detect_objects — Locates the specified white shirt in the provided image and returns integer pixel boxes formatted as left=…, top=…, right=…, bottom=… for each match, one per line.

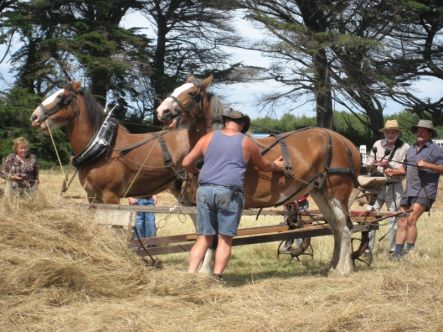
left=367, top=139, right=410, bottom=182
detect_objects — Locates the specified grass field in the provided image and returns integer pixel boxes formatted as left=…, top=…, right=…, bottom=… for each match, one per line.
left=0, top=170, right=442, bottom=331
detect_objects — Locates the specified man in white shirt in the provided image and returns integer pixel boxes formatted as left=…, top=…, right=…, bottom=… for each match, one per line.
left=367, top=120, right=410, bottom=253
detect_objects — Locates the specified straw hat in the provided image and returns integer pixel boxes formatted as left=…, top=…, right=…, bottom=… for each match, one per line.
left=379, top=120, right=401, bottom=133
left=411, top=119, right=437, bottom=138
left=222, top=109, right=250, bottom=133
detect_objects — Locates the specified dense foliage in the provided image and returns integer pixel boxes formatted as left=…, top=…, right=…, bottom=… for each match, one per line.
left=251, top=111, right=443, bottom=147
left=1, top=1, right=442, bottom=167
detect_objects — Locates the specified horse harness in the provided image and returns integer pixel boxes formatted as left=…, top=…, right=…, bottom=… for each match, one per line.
left=164, top=84, right=207, bottom=122
left=260, top=127, right=358, bottom=206
left=36, top=86, right=81, bottom=123
left=46, top=85, right=187, bottom=186
left=73, top=111, right=117, bottom=168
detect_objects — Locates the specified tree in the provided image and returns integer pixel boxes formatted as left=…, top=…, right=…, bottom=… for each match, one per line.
left=238, top=1, right=410, bottom=135
left=0, top=87, right=71, bottom=167
left=382, top=0, right=443, bottom=124
left=1, top=1, right=151, bottom=112
left=327, top=1, right=401, bottom=138
left=238, top=0, right=336, bottom=128
left=141, top=0, right=240, bottom=123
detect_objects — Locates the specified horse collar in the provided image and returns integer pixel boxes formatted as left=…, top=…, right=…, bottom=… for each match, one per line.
left=72, top=113, right=117, bottom=168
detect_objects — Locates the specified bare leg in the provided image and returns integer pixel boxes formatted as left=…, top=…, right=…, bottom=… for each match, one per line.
left=406, top=203, right=426, bottom=244
left=396, top=203, right=426, bottom=245
left=395, top=207, right=408, bottom=244
left=188, top=235, right=213, bottom=273
left=213, top=234, right=233, bottom=275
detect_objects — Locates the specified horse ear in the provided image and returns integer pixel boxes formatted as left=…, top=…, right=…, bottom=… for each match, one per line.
left=201, top=74, right=213, bottom=90
left=72, top=81, right=82, bottom=91
left=186, top=75, right=196, bottom=83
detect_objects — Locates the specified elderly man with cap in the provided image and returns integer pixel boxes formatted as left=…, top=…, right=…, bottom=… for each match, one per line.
left=385, top=119, right=443, bottom=258
left=366, top=120, right=410, bottom=254
left=182, top=108, right=284, bottom=281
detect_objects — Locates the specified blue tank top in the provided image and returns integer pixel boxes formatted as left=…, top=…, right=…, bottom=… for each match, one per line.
left=198, top=130, right=247, bottom=187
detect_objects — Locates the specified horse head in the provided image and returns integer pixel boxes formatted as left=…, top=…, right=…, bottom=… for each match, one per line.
left=156, top=75, right=223, bottom=131
left=30, top=82, right=83, bottom=131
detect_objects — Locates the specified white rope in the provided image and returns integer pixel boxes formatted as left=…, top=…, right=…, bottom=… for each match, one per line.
left=46, top=120, right=66, bottom=180
left=122, top=137, right=157, bottom=198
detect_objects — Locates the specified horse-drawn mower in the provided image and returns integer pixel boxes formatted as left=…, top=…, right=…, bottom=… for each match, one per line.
left=127, top=175, right=400, bottom=268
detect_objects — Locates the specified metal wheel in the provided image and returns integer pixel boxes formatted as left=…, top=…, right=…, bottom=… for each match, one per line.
left=277, top=237, right=313, bottom=261
left=351, top=231, right=373, bottom=267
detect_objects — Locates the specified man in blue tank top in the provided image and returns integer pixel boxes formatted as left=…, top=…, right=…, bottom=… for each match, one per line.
left=182, top=109, right=284, bottom=281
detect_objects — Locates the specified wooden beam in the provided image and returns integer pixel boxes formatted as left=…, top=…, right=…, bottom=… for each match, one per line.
left=132, top=222, right=378, bottom=256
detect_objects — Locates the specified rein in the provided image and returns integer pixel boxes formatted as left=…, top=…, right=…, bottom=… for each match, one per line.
left=118, top=130, right=188, bottom=198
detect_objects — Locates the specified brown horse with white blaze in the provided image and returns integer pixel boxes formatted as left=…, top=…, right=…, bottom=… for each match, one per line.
left=30, top=82, right=199, bottom=203
left=157, top=75, right=361, bottom=275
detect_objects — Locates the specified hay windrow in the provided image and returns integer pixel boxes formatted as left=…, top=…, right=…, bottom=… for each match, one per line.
left=0, top=173, right=442, bottom=331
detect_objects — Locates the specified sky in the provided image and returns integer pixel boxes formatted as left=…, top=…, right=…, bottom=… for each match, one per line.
left=1, top=9, right=442, bottom=120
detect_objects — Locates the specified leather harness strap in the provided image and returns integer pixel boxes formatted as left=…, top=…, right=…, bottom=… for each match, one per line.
left=156, top=132, right=173, bottom=167
left=270, top=134, right=294, bottom=177
left=320, top=129, right=358, bottom=187
left=116, top=133, right=162, bottom=154
left=254, top=128, right=359, bottom=207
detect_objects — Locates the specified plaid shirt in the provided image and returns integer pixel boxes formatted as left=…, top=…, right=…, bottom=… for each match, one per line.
left=2, top=153, right=39, bottom=190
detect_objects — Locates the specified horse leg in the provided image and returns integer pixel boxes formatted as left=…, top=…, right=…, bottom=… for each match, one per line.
left=189, top=214, right=214, bottom=274
left=310, top=190, right=353, bottom=276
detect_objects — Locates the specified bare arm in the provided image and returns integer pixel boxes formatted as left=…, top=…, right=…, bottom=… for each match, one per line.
left=182, top=133, right=212, bottom=176
left=417, top=160, right=443, bottom=175
left=385, top=166, right=406, bottom=177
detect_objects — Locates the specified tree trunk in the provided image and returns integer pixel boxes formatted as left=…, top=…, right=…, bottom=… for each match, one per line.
left=313, top=49, right=333, bottom=129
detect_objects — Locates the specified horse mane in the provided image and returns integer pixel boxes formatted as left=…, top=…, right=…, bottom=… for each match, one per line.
left=208, top=93, right=224, bottom=130
left=81, top=90, right=106, bottom=132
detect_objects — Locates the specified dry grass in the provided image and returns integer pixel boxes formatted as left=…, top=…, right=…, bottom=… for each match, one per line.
left=0, top=171, right=442, bottom=331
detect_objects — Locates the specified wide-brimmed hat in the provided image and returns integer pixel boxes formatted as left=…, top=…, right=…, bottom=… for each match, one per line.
left=222, top=109, right=250, bottom=133
left=379, top=120, right=401, bottom=133
left=411, top=119, right=437, bottom=138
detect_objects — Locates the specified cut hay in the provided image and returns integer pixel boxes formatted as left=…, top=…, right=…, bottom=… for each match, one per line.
left=0, top=173, right=442, bottom=331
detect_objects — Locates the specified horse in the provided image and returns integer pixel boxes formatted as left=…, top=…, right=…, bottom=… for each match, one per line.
left=157, top=75, right=362, bottom=276
left=29, top=81, right=223, bottom=203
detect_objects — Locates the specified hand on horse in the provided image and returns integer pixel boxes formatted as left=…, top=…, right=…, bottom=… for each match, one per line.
left=273, top=156, right=285, bottom=172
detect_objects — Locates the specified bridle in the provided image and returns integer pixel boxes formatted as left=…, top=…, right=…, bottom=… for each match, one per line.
left=162, top=84, right=205, bottom=123
left=36, top=86, right=80, bottom=123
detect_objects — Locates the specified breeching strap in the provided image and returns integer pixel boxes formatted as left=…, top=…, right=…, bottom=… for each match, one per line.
left=320, top=129, right=358, bottom=187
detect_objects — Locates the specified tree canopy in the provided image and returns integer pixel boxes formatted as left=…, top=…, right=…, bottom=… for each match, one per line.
left=0, top=1, right=442, bottom=167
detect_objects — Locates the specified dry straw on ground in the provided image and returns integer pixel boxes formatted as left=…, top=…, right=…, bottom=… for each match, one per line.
left=0, top=172, right=442, bottom=331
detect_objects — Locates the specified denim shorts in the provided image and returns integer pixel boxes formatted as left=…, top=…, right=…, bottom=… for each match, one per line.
left=196, top=185, right=244, bottom=237
left=400, top=196, right=434, bottom=211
